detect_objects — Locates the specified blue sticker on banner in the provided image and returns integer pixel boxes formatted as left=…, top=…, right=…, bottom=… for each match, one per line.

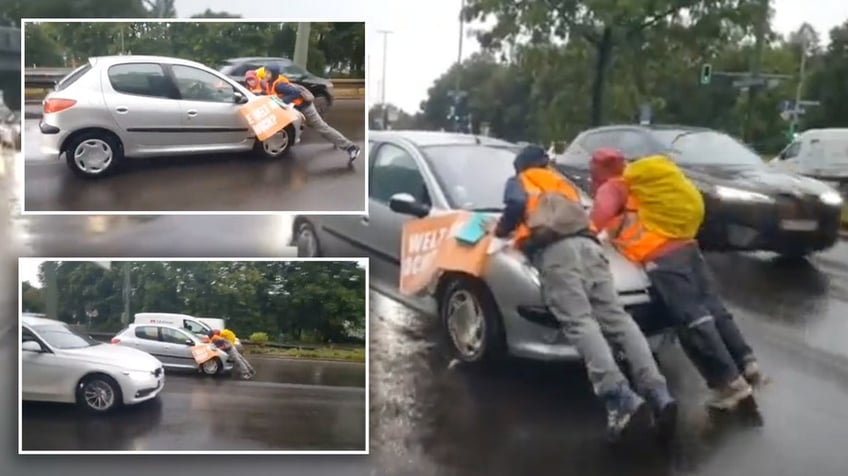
left=454, top=213, right=488, bottom=245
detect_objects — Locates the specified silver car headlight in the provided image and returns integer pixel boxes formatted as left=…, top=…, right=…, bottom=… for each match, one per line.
left=714, top=185, right=774, bottom=203
left=820, top=191, right=844, bottom=207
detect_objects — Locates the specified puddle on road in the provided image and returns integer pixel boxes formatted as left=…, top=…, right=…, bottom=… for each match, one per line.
left=248, top=357, right=365, bottom=388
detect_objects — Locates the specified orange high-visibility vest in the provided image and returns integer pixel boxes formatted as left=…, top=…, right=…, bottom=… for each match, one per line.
left=266, top=75, right=304, bottom=106
left=513, top=167, right=587, bottom=248
left=603, top=178, right=670, bottom=264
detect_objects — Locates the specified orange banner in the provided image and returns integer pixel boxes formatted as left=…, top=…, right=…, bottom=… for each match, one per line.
left=190, top=344, right=222, bottom=365
left=239, top=96, right=297, bottom=142
left=399, top=212, right=494, bottom=295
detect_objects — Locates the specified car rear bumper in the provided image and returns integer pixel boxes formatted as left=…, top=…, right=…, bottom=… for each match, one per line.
left=38, top=120, right=65, bottom=158
left=699, top=196, right=842, bottom=253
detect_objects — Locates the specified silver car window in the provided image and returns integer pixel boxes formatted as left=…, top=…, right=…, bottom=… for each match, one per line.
left=370, top=143, right=431, bottom=206
left=108, top=63, right=173, bottom=99
left=171, top=64, right=236, bottom=103
left=183, top=319, right=207, bottom=334
left=161, top=327, right=192, bottom=344
left=135, top=326, right=159, bottom=341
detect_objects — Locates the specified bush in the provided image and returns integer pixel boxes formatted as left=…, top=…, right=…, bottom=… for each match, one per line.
left=249, top=332, right=270, bottom=345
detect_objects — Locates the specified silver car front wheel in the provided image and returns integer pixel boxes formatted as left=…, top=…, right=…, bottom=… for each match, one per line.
left=201, top=357, right=221, bottom=375
left=439, top=279, right=506, bottom=365
left=256, top=125, right=294, bottom=158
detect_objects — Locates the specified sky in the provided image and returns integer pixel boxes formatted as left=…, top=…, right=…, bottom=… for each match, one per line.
left=173, top=0, right=848, bottom=114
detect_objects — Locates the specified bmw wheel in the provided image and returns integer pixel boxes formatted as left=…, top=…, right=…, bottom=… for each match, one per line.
left=438, top=278, right=506, bottom=366
left=77, top=374, right=122, bottom=413
left=255, top=125, right=294, bottom=159
left=64, top=131, right=124, bottom=179
left=294, top=220, right=322, bottom=257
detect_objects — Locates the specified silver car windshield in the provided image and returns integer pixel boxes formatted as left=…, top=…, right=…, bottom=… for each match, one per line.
left=421, top=144, right=591, bottom=211
left=33, top=324, right=100, bottom=349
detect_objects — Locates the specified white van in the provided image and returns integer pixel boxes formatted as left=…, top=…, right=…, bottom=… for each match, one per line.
left=772, top=128, right=848, bottom=189
left=134, top=312, right=213, bottom=338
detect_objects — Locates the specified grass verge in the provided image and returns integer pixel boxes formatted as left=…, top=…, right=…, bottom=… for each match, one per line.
left=243, top=344, right=365, bottom=363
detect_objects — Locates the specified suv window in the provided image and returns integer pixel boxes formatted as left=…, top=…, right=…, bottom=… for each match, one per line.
left=171, top=65, right=235, bottom=103
left=135, top=326, right=159, bottom=340
left=183, top=319, right=207, bottom=335
left=108, top=63, right=174, bottom=98
left=161, top=327, right=192, bottom=344
left=370, top=143, right=430, bottom=205
left=780, top=141, right=801, bottom=160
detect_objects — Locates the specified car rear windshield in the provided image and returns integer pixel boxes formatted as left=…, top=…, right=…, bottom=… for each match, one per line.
left=652, top=130, right=765, bottom=168
left=34, top=324, right=100, bottom=349
left=421, top=144, right=591, bottom=210
left=55, top=63, right=92, bottom=91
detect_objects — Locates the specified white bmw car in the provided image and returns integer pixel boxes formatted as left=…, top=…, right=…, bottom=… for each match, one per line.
left=21, top=314, right=165, bottom=413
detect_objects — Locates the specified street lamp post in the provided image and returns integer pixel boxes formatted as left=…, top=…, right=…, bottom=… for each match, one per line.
left=377, top=29, right=393, bottom=129
left=791, top=24, right=814, bottom=135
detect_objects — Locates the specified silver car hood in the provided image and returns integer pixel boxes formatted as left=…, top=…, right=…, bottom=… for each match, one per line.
left=469, top=211, right=651, bottom=293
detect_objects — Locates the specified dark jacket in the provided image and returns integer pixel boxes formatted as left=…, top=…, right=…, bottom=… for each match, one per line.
left=494, top=145, right=550, bottom=238
left=273, top=81, right=307, bottom=111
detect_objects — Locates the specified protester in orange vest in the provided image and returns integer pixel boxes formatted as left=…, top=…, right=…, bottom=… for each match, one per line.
left=590, top=148, right=768, bottom=410
left=263, top=62, right=361, bottom=164
left=207, top=330, right=255, bottom=380
left=493, top=145, right=677, bottom=442
left=244, top=70, right=266, bottom=95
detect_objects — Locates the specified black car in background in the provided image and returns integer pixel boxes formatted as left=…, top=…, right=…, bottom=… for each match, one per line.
left=557, top=125, right=844, bottom=258
left=219, top=56, right=335, bottom=113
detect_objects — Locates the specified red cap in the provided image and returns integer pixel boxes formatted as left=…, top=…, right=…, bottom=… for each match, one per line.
left=590, top=148, right=626, bottom=194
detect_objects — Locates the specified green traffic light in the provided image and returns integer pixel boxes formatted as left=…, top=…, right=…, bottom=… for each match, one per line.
left=700, top=64, right=712, bottom=85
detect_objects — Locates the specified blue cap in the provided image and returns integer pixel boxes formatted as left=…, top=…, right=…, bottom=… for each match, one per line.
left=265, top=63, right=281, bottom=75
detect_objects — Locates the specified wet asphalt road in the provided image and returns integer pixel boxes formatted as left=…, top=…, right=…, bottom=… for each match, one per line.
left=21, top=358, right=366, bottom=452
left=22, top=99, right=365, bottom=213
left=366, top=244, right=848, bottom=476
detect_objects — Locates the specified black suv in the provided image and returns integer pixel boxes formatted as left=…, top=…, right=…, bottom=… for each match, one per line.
left=219, top=57, right=335, bottom=113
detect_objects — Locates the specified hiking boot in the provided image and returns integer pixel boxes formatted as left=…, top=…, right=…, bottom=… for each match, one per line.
left=346, top=145, right=361, bottom=163
left=604, top=384, right=650, bottom=442
left=743, top=360, right=770, bottom=388
left=646, top=385, right=678, bottom=439
left=707, top=376, right=753, bottom=410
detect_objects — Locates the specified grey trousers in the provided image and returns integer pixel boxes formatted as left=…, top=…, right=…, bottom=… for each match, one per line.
left=226, top=346, right=255, bottom=377
left=534, top=236, right=667, bottom=397
left=301, top=103, right=355, bottom=150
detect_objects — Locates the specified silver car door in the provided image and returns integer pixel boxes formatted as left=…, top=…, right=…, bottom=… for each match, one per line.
left=101, top=62, right=185, bottom=153
left=160, top=327, right=199, bottom=369
left=169, top=64, right=251, bottom=151
left=361, top=141, right=436, bottom=266
left=315, top=140, right=381, bottom=257
left=131, top=325, right=168, bottom=363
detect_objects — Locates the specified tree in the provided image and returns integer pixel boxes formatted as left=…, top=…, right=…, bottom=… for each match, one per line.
left=21, top=281, right=44, bottom=313
left=463, top=0, right=764, bottom=126
left=190, top=9, right=241, bottom=18
left=804, top=20, right=848, bottom=128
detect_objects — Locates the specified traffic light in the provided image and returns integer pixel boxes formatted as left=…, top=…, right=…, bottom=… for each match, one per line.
left=700, top=64, right=712, bottom=85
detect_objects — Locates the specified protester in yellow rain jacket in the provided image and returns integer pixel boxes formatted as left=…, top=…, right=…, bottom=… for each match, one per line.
left=220, top=328, right=237, bottom=345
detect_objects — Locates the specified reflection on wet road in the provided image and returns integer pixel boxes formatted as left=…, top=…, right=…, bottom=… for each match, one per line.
left=22, top=99, right=365, bottom=213
left=367, top=244, right=848, bottom=476
left=21, top=360, right=366, bottom=452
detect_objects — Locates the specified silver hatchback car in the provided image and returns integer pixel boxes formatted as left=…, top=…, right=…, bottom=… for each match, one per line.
left=112, top=323, right=233, bottom=376
left=293, top=130, right=675, bottom=365
left=39, top=55, right=305, bottom=178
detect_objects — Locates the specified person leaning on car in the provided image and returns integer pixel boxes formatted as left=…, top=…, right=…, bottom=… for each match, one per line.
left=589, top=148, right=769, bottom=411
left=262, top=62, right=361, bottom=164
left=208, top=330, right=255, bottom=380
left=492, top=145, right=677, bottom=442
left=244, top=69, right=266, bottom=95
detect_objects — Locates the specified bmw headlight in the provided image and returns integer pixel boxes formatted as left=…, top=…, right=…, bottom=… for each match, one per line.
left=714, top=185, right=774, bottom=203
left=122, top=370, right=152, bottom=381
left=820, top=191, right=844, bottom=207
